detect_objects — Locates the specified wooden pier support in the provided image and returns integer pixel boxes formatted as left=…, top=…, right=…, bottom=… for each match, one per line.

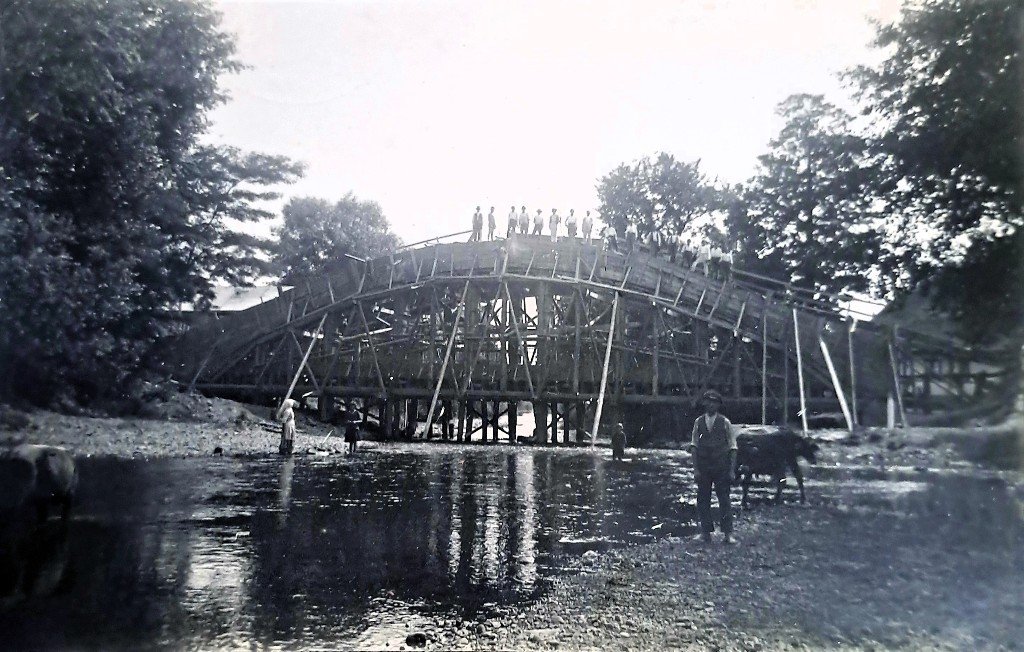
left=492, top=401, right=500, bottom=442
left=508, top=401, right=518, bottom=442
left=534, top=402, right=549, bottom=444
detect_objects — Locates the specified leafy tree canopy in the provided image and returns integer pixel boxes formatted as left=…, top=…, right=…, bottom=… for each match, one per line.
left=849, top=0, right=1023, bottom=345
left=596, top=153, right=723, bottom=242
left=0, top=0, right=302, bottom=407
left=745, top=94, right=881, bottom=299
left=274, top=194, right=401, bottom=282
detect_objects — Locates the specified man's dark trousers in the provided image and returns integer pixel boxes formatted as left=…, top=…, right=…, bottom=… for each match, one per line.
left=696, top=461, right=732, bottom=535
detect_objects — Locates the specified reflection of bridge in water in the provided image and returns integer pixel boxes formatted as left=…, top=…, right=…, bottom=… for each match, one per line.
left=175, top=233, right=970, bottom=442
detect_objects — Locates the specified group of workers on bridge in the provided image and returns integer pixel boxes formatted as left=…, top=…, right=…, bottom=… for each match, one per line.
left=469, top=205, right=597, bottom=243
left=469, top=205, right=736, bottom=280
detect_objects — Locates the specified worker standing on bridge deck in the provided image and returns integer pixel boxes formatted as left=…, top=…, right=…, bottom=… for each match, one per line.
left=507, top=206, right=517, bottom=237
left=692, top=243, right=711, bottom=275
left=471, top=206, right=483, bottom=242
left=533, top=209, right=544, bottom=235
left=487, top=206, right=496, bottom=240
left=582, top=211, right=594, bottom=241
left=519, top=206, right=529, bottom=234
left=689, top=389, right=737, bottom=544
left=603, top=224, right=619, bottom=252
left=549, top=208, right=560, bottom=242
left=625, top=222, right=638, bottom=252
left=565, top=209, right=577, bottom=238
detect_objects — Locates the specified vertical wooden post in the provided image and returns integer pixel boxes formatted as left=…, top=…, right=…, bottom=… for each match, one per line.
left=848, top=320, right=858, bottom=427
left=732, top=340, right=742, bottom=398
left=573, top=292, right=582, bottom=395
left=509, top=401, right=518, bottom=442
left=562, top=402, right=571, bottom=443
left=466, top=400, right=475, bottom=442
left=407, top=398, right=418, bottom=439
left=500, top=295, right=509, bottom=391
left=792, top=308, right=809, bottom=435
left=783, top=329, right=790, bottom=426
left=888, top=333, right=908, bottom=428
left=819, top=336, right=854, bottom=432
left=457, top=400, right=466, bottom=442
left=535, top=402, right=549, bottom=444
left=652, top=312, right=660, bottom=396
left=382, top=398, right=392, bottom=439
left=551, top=403, right=559, bottom=444
left=761, top=307, right=768, bottom=425
left=576, top=401, right=586, bottom=443
left=492, top=401, right=500, bottom=442
left=591, top=292, right=620, bottom=447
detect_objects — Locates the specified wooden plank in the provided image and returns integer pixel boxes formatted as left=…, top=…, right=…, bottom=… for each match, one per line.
left=503, top=283, right=536, bottom=398
left=421, top=283, right=470, bottom=437
left=819, top=336, right=854, bottom=432
left=792, top=308, right=809, bottom=435
left=280, top=314, right=327, bottom=408
left=590, top=292, right=620, bottom=447
left=358, top=304, right=387, bottom=394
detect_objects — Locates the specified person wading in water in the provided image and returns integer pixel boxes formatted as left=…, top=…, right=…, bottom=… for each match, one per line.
left=344, top=407, right=360, bottom=455
left=689, top=390, right=738, bottom=543
left=277, top=398, right=299, bottom=455
left=611, top=422, right=627, bottom=461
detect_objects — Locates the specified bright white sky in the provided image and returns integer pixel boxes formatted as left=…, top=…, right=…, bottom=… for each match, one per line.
left=208, top=0, right=901, bottom=244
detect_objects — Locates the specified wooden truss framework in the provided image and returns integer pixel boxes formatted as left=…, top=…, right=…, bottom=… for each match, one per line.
left=178, top=236, right=921, bottom=438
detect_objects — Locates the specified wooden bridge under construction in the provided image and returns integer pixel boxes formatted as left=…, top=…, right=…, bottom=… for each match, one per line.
left=171, top=233, right=983, bottom=444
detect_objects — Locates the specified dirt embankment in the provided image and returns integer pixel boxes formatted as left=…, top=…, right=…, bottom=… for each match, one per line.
left=0, top=394, right=337, bottom=458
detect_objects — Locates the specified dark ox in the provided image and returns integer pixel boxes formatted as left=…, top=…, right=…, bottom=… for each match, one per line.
left=0, top=445, right=78, bottom=522
left=734, top=428, right=819, bottom=508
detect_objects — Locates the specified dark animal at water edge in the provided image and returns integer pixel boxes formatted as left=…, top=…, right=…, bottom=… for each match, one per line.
left=734, top=428, right=819, bottom=508
left=0, top=445, right=78, bottom=523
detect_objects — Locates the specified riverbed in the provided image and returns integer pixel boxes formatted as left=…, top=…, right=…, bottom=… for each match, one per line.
left=1, top=441, right=1021, bottom=650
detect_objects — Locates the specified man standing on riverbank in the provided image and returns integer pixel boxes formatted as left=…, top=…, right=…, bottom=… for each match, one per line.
left=689, top=390, right=737, bottom=543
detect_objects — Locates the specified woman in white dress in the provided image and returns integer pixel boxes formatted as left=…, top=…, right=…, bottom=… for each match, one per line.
left=277, top=398, right=298, bottom=454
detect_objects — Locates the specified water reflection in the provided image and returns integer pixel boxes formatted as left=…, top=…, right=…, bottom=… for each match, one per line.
left=0, top=447, right=1018, bottom=649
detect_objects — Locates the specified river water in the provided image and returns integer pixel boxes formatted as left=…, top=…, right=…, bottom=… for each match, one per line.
left=0, top=444, right=1020, bottom=650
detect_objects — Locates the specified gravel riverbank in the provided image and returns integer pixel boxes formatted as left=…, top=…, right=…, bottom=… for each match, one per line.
left=2, top=397, right=1022, bottom=650
left=0, top=394, right=337, bottom=458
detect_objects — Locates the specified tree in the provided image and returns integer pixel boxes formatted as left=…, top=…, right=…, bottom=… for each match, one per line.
left=274, top=194, right=401, bottom=282
left=720, top=184, right=787, bottom=280
left=0, top=0, right=302, bottom=407
left=850, top=0, right=1024, bottom=345
left=596, top=153, right=721, bottom=241
left=745, top=94, right=880, bottom=300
